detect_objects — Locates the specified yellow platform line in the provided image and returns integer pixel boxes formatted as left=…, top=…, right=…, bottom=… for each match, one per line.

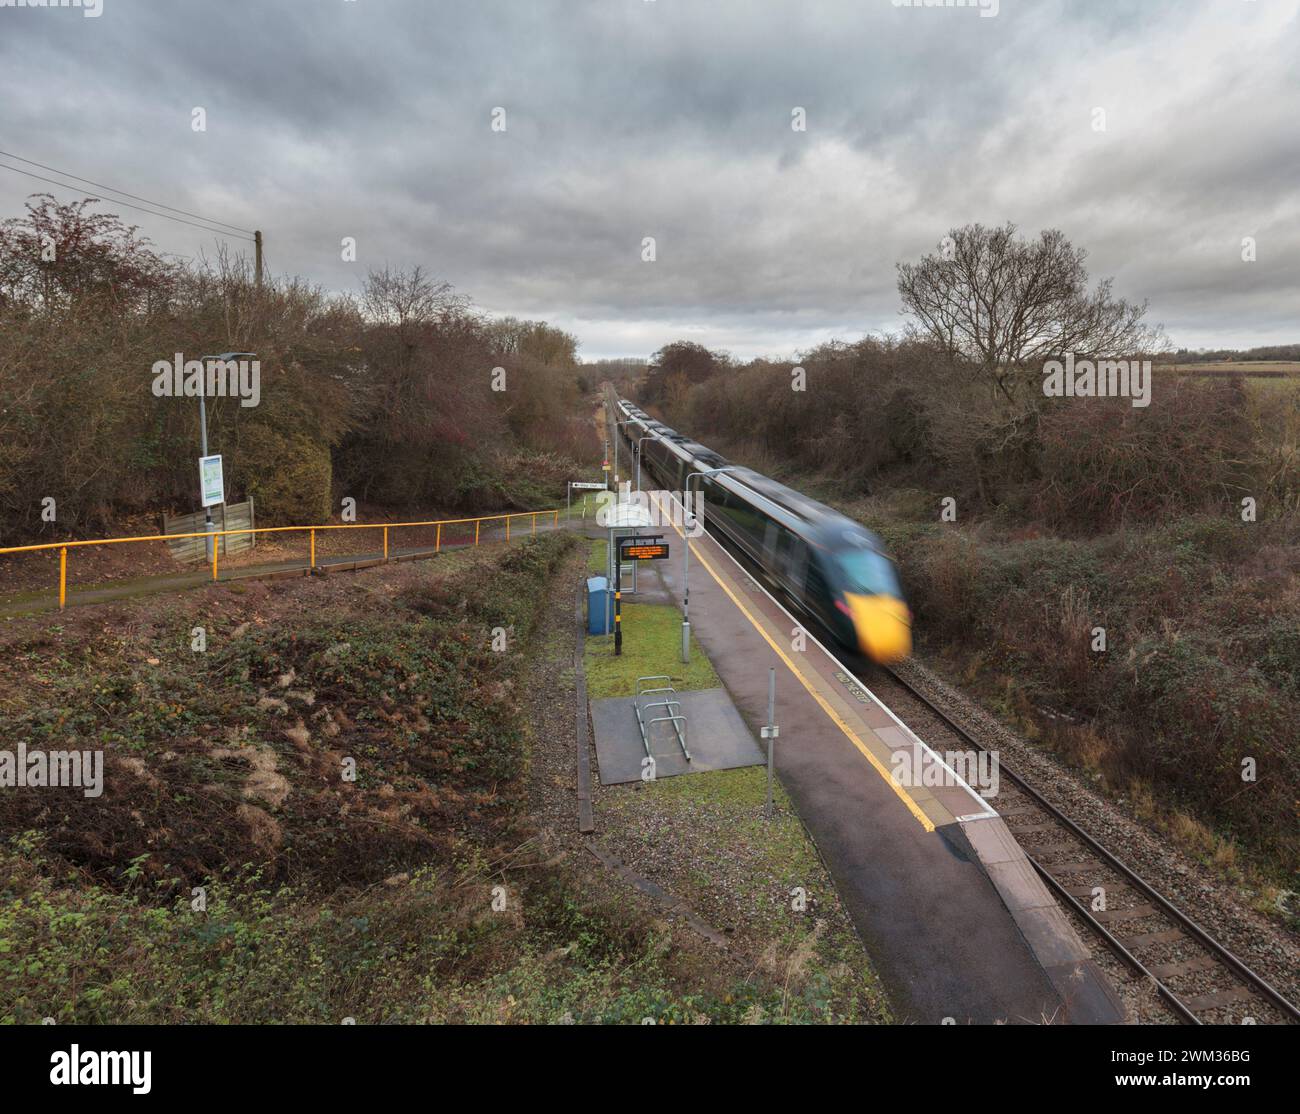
left=655, top=498, right=935, bottom=833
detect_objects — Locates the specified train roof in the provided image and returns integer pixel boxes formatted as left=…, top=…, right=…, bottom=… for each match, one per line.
left=726, top=469, right=833, bottom=524
left=617, top=397, right=887, bottom=551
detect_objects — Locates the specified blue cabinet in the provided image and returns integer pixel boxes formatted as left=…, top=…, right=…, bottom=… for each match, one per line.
left=586, top=576, right=610, bottom=635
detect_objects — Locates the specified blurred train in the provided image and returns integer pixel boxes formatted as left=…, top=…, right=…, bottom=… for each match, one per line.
left=611, top=396, right=912, bottom=664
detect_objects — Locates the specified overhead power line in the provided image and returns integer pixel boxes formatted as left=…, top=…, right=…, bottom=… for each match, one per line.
left=0, top=148, right=255, bottom=235
left=0, top=154, right=256, bottom=243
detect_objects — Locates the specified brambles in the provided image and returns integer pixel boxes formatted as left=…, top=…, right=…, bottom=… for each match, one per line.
left=893, top=519, right=1300, bottom=874
left=0, top=536, right=569, bottom=897
left=0, top=533, right=886, bottom=1024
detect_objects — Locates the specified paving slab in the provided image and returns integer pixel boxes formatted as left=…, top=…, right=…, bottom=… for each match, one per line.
left=590, top=687, right=763, bottom=784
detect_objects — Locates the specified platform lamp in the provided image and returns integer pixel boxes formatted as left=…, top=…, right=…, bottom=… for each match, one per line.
left=612, top=419, right=637, bottom=490
left=635, top=431, right=662, bottom=493
left=681, top=466, right=735, bottom=663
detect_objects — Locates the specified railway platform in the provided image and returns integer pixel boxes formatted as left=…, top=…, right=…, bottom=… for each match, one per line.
left=629, top=491, right=1126, bottom=1025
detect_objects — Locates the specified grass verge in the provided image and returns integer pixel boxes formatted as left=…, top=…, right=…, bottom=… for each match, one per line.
left=597, top=765, right=893, bottom=1023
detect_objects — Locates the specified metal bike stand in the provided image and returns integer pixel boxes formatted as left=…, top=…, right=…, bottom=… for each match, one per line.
left=634, top=675, right=691, bottom=763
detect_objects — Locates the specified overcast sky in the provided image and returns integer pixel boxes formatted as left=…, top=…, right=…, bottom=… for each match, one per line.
left=1, top=0, right=1296, bottom=359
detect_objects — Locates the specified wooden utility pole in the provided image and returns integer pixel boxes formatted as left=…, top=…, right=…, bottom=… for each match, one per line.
left=254, top=230, right=263, bottom=288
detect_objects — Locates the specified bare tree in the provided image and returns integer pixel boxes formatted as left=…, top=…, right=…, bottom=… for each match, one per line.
left=897, top=223, right=1164, bottom=404
left=361, top=265, right=467, bottom=332
left=0, top=194, right=175, bottom=315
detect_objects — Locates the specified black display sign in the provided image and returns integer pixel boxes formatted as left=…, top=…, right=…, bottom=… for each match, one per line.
left=619, top=536, right=670, bottom=561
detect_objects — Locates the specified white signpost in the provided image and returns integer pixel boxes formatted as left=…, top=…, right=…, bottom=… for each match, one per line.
left=567, top=480, right=607, bottom=519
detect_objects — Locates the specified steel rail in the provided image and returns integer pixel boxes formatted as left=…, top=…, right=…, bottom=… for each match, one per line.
left=880, top=664, right=1300, bottom=1025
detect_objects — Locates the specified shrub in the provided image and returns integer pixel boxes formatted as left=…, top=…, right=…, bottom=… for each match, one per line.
left=1032, top=379, right=1253, bottom=529
left=241, top=427, right=333, bottom=523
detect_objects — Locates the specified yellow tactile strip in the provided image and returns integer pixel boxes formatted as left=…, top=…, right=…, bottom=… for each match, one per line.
left=629, top=496, right=1123, bottom=1021
left=649, top=491, right=994, bottom=832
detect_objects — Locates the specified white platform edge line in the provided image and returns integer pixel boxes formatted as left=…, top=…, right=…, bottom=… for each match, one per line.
left=640, top=485, right=997, bottom=819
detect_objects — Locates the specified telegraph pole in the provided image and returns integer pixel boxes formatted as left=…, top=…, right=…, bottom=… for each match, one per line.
left=254, top=230, right=264, bottom=289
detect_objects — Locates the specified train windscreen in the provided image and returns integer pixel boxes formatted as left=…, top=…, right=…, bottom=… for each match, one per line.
left=837, top=548, right=903, bottom=597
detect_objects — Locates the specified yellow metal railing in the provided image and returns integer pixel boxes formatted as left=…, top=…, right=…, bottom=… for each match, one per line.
left=0, top=508, right=563, bottom=610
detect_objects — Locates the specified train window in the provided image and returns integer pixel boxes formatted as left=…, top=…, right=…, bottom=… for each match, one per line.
left=806, top=556, right=828, bottom=603
left=773, top=528, right=807, bottom=590
left=838, top=548, right=902, bottom=596
left=788, top=536, right=809, bottom=589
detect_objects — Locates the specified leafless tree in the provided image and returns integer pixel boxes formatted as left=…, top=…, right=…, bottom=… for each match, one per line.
left=361, top=265, right=467, bottom=332
left=897, top=222, right=1165, bottom=404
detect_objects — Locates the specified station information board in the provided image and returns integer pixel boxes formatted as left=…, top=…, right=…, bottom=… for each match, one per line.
left=619, top=536, right=670, bottom=561
left=199, top=454, right=225, bottom=508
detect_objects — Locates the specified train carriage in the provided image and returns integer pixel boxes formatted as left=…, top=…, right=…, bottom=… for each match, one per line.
left=613, top=397, right=911, bottom=663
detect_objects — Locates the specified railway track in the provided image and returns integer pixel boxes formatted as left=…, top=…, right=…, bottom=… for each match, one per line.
left=872, top=665, right=1300, bottom=1026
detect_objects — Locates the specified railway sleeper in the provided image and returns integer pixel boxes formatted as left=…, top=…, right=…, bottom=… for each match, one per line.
left=1146, top=956, right=1222, bottom=980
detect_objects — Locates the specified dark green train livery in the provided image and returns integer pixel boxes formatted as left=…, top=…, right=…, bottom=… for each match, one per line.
left=613, top=397, right=911, bottom=663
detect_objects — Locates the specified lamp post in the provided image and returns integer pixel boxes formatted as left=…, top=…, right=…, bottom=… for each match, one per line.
left=681, top=466, right=735, bottom=663
left=612, top=419, right=636, bottom=489
left=635, top=432, right=661, bottom=493
left=198, top=352, right=257, bottom=561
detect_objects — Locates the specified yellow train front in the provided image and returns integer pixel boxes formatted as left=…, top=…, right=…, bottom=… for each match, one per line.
left=822, top=528, right=913, bottom=664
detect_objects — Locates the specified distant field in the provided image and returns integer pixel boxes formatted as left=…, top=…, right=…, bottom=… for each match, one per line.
left=1159, top=361, right=1300, bottom=378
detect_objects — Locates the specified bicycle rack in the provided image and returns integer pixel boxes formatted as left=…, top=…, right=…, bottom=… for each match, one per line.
left=634, top=675, right=690, bottom=764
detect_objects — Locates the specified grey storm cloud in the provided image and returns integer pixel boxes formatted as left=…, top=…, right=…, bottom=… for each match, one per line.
left=1, top=0, right=1296, bottom=358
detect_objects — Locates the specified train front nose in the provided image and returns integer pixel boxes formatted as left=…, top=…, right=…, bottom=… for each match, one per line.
left=844, top=593, right=912, bottom=663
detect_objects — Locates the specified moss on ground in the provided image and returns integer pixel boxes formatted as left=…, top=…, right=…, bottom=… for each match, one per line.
left=584, top=601, right=720, bottom=699
left=597, top=765, right=892, bottom=1023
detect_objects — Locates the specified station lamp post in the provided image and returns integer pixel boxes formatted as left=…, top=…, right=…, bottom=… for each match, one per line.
left=681, top=466, right=735, bottom=663
left=198, top=352, right=257, bottom=560
left=612, top=419, right=637, bottom=489
left=635, top=432, right=662, bottom=493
